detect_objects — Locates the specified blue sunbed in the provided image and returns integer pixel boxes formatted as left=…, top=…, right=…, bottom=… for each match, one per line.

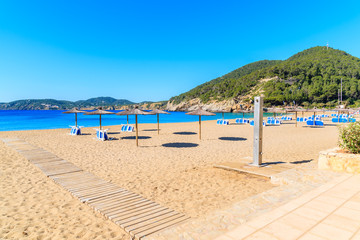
left=69, top=126, right=82, bottom=135
left=306, top=120, right=324, bottom=126
left=96, top=129, right=109, bottom=141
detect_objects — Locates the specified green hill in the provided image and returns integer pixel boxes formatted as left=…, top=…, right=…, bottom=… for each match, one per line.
left=170, top=60, right=281, bottom=104
left=75, top=97, right=134, bottom=108
left=0, top=97, right=135, bottom=110
left=0, top=99, right=75, bottom=110
left=170, top=46, right=360, bottom=107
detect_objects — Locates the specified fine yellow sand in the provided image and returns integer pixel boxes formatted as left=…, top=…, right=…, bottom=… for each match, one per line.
left=0, top=117, right=339, bottom=239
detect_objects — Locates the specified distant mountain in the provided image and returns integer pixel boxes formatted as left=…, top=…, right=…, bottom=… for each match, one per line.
left=0, top=97, right=135, bottom=110
left=75, top=97, right=134, bottom=108
left=168, top=46, right=360, bottom=110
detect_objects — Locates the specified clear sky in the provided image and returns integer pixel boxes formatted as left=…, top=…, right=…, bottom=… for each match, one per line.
left=1, top=0, right=360, bottom=103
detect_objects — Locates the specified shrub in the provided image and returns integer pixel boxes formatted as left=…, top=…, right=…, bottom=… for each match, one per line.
left=339, top=122, right=360, bottom=154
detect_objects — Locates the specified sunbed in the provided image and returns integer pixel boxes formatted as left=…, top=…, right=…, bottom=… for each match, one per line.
left=235, top=118, right=250, bottom=124
left=96, top=129, right=109, bottom=141
left=306, top=120, right=324, bottom=126
left=69, top=126, right=82, bottom=135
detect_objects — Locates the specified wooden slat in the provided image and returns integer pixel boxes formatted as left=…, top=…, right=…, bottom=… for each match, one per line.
left=87, top=192, right=137, bottom=208
left=91, top=194, right=141, bottom=209
left=97, top=196, right=145, bottom=212
left=106, top=201, right=156, bottom=217
left=66, top=182, right=112, bottom=192
left=116, top=208, right=173, bottom=226
left=133, top=215, right=190, bottom=239
left=87, top=191, right=136, bottom=205
left=108, top=204, right=162, bottom=220
left=113, top=205, right=166, bottom=224
left=46, top=169, right=83, bottom=177
left=127, top=212, right=182, bottom=233
left=72, top=185, right=122, bottom=197
left=81, top=190, right=125, bottom=202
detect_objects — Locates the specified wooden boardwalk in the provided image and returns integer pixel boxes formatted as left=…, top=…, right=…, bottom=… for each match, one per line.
left=2, top=138, right=189, bottom=240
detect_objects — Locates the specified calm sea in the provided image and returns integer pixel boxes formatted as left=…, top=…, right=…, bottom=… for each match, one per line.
left=0, top=110, right=261, bottom=131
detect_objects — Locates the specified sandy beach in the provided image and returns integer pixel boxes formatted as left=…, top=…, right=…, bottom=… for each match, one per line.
left=0, top=117, right=340, bottom=239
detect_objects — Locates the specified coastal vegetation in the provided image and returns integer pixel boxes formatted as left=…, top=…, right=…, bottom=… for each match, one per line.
left=170, top=47, right=360, bottom=108
left=339, top=122, right=360, bottom=154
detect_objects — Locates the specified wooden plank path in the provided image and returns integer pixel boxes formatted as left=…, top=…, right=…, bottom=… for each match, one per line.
left=2, top=138, right=190, bottom=239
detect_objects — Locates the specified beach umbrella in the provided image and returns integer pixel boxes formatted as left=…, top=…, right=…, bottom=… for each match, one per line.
left=149, top=109, right=170, bottom=135
left=307, top=108, right=323, bottom=125
left=332, top=108, right=352, bottom=121
left=186, top=108, right=215, bottom=140
left=116, top=108, right=155, bottom=146
left=213, top=110, right=228, bottom=120
left=120, top=109, right=132, bottom=124
left=266, top=108, right=285, bottom=118
left=62, top=108, right=85, bottom=127
left=234, top=109, right=253, bottom=118
left=293, top=108, right=308, bottom=117
left=83, top=108, right=115, bottom=130
left=287, top=107, right=304, bottom=127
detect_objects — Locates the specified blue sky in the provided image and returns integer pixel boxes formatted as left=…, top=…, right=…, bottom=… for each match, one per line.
left=1, top=0, right=360, bottom=103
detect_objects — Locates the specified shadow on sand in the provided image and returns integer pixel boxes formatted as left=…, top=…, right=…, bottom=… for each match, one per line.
left=142, top=129, right=158, bottom=132
left=122, top=136, right=152, bottom=140
left=108, top=132, right=120, bottom=135
left=263, top=161, right=286, bottom=166
left=162, top=142, right=199, bottom=148
left=173, top=131, right=197, bottom=135
left=290, top=159, right=313, bottom=164
left=218, top=137, right=247, bottom=141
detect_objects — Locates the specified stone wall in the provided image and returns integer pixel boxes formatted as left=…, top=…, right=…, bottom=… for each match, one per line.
left=319, top=148, right=360, bottom=174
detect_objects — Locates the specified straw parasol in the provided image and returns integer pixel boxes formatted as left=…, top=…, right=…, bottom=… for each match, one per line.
left=116, top=107, right=155, bottom=146
left=213, top=110, right=228, bottom=120
left=149, top=109, right=170, bottom=135
left=120, top=109, right=132, bottom=124
left=307, top=108, right=323, bottom=125
left=83, top=107, right=115, bottom=130
left=332, top=108, right=352, bottom=121
left=62, top=107, right=85, bottom=127
left=287, top=107, right=305, bottom=127
left=186, top=108, right=216, bottom=140
left=266, top=108, right=285, bottom=117
left=234, top=109, right=253, bottom=119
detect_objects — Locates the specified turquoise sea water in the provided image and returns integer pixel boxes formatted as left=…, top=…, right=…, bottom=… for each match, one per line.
left=0, top=110, right=263, bottom=131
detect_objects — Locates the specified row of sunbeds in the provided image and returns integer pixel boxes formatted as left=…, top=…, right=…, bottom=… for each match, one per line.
left=70, top=124, right=135, bottom=141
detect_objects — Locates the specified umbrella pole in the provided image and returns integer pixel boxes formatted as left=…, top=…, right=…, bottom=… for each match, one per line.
left=313, top=112, right=315, bottom=125
left=157, top=114, right=159, bottom=135
left=75, top=113, right=77, bottom=127
left=199, top=115, right=201, bottom=140
left=100, top=115, right=102, bottom=130
left=135, top=115, right=138, bottom=147
left=295, top=111, right=297, bottom=127
left=127, top=115, right=129, bottom=124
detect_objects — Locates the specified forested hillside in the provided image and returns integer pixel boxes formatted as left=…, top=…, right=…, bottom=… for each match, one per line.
left=170, top=60, right=281, bottom=103
left=170, top=47, right=360, bottom=107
